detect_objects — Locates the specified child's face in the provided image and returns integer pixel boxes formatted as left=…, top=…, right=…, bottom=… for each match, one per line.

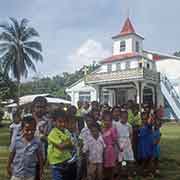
left=112, top=108, right=120, bottom=119
left=103, top=116, right=112, bottom=128
left=23, top=123, right=35, bottom=141
left=56, top=118, right=66, bottom=130
left=91, top=127, right=99, bottom=139
left=33, top=102, right=47, bottom=118
left=14, top=115, right=21, bottom=124
left=121, top=113, right=128, bottom=124
left=68, top=121, right=76, bottom=132
left=142, top=113, right=148, bottom=124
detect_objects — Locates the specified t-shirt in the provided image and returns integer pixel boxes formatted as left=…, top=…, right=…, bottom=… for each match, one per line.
left=48, top=128, right=72, bottom=165
left=83, top=133, right=105, bottom=163
left=11, top=136, right=42, bottom=177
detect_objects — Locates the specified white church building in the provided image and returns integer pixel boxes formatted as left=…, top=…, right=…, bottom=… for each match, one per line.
left=66, top=17, right=180, bottom=120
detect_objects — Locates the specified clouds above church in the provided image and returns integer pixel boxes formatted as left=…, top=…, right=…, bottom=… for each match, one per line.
left=66, top=39, right=111, bottom=72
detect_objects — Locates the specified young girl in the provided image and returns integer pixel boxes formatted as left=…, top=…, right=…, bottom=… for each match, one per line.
left=138, top=112, right=154, bottom=177
left=83, top=125, right=105, bottom=180
left=102, top=111, right=117, bottom=180
left=115, top=111, right=134, bottom=178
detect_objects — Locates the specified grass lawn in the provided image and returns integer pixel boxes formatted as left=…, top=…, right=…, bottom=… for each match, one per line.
left=0, top=122, right=180, bottom=180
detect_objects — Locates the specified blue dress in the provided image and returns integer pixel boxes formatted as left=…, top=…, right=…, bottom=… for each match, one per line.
left=138, top=124, right=154, bottom=160
left=153, top=129, right=161, bottom=159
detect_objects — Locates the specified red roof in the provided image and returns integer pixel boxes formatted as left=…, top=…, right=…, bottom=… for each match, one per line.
left=112, top=17, right=144, bottom=39
left=120, top=17, right=135, bottom=35
left=100, top=52, right=141, bottom=64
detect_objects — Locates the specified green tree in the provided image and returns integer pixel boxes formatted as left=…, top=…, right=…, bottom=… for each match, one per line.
left=0, top=17, right=43, bottom=107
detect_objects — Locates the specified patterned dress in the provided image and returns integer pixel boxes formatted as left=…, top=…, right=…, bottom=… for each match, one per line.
left=114, top=121, right=134, bottom=162
left=102, top=127, right=117, bottom=168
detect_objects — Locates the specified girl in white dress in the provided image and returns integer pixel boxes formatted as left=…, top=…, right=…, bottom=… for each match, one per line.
left=114, top=110, right=134, bottom=179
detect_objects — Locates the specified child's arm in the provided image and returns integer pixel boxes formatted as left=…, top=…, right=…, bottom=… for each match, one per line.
left=36, top=148, right=44, bottom=180
left=7, top=150, right=15, bottom=177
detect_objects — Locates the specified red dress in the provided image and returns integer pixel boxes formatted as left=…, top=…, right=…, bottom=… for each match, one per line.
left=102, top=127, right=117, bottom=168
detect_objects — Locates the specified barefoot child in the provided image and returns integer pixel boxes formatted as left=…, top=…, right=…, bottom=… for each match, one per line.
left=102, top=111, right=117, bottom=180
left=115, top=110, right=134, bottom=178
left=83, top=125, right=105, bottom=180
left=7, top=115, right=43, bottom=180
left=138, top=112, right=154, bottom=177
left=48, top=109, right=74, bottom=180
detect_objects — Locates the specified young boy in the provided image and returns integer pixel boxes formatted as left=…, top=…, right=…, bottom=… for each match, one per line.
left=83, top=125, right=105, bottom=180
left=7, top=115, right=43, bottom=180
left=48, top=109, right=74, bottom=180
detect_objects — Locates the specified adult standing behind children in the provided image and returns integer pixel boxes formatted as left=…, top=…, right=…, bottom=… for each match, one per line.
left=7, top=115, right=43, bottom=180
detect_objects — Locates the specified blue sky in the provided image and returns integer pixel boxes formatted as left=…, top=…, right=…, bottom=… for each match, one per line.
left=0, top=0, right=180, bottom=78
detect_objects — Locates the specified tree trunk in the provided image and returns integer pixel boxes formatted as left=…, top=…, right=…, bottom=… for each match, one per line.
left=16, top=78, right=21, bottom=109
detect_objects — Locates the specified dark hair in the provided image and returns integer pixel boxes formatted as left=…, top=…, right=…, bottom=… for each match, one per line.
left=32, top=96, right=47, bottom=106
left=52, top=109, right=66, bottom=120
left=111, top=106, right=121, bottom=113
left=22, top=115, right=36, bottom=129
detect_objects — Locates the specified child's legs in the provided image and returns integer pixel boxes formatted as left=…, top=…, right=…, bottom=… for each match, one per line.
left=87, top=163, right=96, bottom=180
left=51, top=165, right=63, bottom=180
left=96, top=163, right=103, bottom=180
left=103, top=167, right=114, bottom=180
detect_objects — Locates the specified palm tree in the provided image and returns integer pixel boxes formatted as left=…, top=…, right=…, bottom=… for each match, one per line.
left=0, top=17, right=43, bottom=107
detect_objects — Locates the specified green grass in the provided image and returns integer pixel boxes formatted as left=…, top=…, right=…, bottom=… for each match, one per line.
left=1, top=123, right=180, bottom=179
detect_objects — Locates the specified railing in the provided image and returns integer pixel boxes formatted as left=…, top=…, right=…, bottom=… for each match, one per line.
left=86, top=68, right=160, bottom=84
left=161, top=74, right=180, bottom=108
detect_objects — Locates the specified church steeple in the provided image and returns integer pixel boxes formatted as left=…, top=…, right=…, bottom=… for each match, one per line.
left=112, top=17, right=144, bottom=56
left=112, top=17, right=143, bottom=39
left=120, top=17, right=135, bottom=35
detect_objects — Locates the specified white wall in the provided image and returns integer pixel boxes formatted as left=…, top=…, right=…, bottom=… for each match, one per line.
left=113, top=37, right=132, bottom=55
left=66, top=80, right=97, bottom=106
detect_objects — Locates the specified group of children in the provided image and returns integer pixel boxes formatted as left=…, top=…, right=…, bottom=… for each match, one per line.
left=7, top=98, right=162, bottom=180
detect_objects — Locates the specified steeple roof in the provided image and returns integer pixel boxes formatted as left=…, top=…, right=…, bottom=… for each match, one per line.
left=120, top=17, right=135, bottom=35
left=112, top=17, right=144, bottom=39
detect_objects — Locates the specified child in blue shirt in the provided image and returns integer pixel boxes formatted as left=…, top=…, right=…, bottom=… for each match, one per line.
left=7, top=115, right=43, bottom=180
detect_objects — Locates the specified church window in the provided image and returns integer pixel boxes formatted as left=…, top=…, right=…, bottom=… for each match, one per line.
left=136, top=41, right=140, bottom=52
left=79, top=92, right=91, bottom=102
left=120, top=40, right=126, bottom=52
left=107, top=64, right=112, bottom=72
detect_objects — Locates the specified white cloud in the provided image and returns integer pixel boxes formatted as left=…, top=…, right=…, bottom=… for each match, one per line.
left=66, top=39, right=111, bottom=72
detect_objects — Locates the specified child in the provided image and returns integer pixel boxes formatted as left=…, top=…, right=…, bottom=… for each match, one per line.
left=102, top=111, right=117, bottom=180
left=79, top=114, right=94, bottom=180
left=7, top=115, right=43, bottom=180
left=9, top=110, right=22, bottom=149
left=83, top=125, right=105, bottom=180
left=115, top=111, right=134, bottom=178
left=137, top=112, right=154, bottom=177
left=153, top=121, right=161, bottom=175
left=48, top=109, right=74, bottom=180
